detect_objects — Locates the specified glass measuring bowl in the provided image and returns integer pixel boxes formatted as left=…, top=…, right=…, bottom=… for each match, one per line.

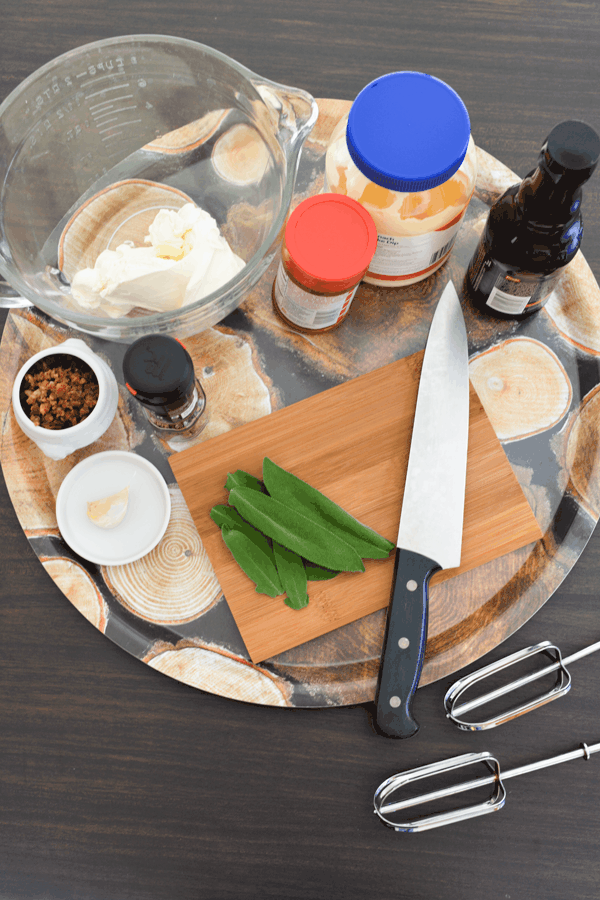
left=0, top=35, right=317, bottom=341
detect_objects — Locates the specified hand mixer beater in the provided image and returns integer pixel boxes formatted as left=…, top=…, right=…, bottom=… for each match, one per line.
left=373, top=740, right=599, bottom=832
left=373, top=635, right=600, bottom=831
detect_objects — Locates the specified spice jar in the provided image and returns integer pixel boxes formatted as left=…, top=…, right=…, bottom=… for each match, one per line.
left=325, top=72, right=478, bottom=286
left=272, top=194, right=377, bottom=332
left=123, top=335, right=206, bottom=443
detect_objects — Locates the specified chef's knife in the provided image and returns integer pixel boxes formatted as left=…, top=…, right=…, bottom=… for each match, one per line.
left=374, top=280, right=469, bottom=739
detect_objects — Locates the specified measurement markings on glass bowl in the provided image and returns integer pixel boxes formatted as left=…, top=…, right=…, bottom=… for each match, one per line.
left=85, top=83, right=132, bottom=101
left=99, top=120, right=143, bottom=141
left=91, top=104, right=137, bottom=123
left=97, top=112, right=140, bottom=129
left=82, top=82, right=142, bottom=139
left=75, top=57, right=133, bottom=85
left=89, top=95, right=134, bottom=112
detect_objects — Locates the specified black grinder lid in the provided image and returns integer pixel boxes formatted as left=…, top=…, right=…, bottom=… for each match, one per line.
left=122, top=335, right=195, bottom=411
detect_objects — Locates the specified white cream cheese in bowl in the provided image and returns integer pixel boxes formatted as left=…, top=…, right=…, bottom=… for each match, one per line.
left=12, top=338, right=119, bottom=460
left=70, top=203, right=246, bottom=318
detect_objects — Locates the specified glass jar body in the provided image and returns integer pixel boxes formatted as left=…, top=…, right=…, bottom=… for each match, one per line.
left=272, top=249, right=361, bottom=333
left=325, top=115, right=478, bottom=286
left=142, top=378, right=207, bottom=443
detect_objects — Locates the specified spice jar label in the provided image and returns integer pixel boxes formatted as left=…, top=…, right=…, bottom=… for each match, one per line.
left=274, top=264, right=358, bottom=329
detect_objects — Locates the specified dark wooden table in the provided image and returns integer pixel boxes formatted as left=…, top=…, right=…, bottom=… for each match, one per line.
left=2, top=3, right=600, bottom=898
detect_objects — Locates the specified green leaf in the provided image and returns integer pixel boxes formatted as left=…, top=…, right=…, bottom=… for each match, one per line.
left=225, top=470, right=265, bottom=493
left=228, top=487, right=365, bottom=573
left=273, top=542, right=309, bottom=609
left=284, top=594, right=310, bottom=610
left=262, top=457, right=394, bottom=559
left=210, top=504, right=249, bottom=530
left=304, top=561, right=339, bottom=581
left=219, top=525, right=283, bottom=598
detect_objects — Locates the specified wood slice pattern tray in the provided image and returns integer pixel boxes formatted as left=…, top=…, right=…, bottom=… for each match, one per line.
left=2, top=98, right=600, bottom=708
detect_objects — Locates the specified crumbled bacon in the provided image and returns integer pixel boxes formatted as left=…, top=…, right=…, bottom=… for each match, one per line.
left=21, top=355, right=99, bottom=430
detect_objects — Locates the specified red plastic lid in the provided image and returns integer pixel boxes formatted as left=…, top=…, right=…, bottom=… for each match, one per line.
left=284, top=194, right=377, bottom=293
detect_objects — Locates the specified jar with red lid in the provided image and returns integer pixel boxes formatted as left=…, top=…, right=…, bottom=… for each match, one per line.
left=272, top=194, right=377, bottom=332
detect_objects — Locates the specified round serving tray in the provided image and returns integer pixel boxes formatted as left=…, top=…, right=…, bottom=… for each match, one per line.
left=2, top=99, right=600, bottom=708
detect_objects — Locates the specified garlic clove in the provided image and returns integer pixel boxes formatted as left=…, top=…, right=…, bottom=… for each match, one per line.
left=87, top=485, right=129, bottom=529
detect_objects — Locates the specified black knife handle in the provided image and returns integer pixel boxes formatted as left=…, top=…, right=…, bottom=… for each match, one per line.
left=374, top=548, right=440, bottom=739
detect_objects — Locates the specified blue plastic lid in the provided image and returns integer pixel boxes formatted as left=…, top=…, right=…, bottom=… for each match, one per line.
left=346, top=72, right=471, bottom=192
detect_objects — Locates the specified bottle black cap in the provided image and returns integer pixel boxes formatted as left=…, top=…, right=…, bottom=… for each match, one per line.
left=540, top=120, right=600, bottom=183
left=122, top=335, right=195, bottom=413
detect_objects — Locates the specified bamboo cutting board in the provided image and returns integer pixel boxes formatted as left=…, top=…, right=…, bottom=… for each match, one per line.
left=171, top=349, right=543, bottom=663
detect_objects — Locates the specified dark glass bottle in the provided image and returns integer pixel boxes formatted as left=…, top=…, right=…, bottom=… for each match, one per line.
left=122, top=335, right=206, bottom=444
left=466, top=120, right=600, bottom=319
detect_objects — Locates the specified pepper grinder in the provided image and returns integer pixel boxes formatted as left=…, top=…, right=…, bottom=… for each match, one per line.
left=123, top=335, right=206, bottom=444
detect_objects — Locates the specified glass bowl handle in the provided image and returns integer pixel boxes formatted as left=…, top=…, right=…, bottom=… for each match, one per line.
left=0, top=277, right=32, bottom=309
left=253, top=80, right=318, bottom=149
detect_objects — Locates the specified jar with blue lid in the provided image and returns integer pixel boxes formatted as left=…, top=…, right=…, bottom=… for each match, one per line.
left=325, top=72, right=477, bottom=286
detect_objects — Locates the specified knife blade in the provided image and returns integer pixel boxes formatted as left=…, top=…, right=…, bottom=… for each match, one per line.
left=374, top=280, right=469, bottom=739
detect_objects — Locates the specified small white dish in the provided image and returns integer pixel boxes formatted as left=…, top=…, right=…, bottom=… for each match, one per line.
left=56, top=451, right=171, bottom=566
left=12, top=338, right=119, bottom=460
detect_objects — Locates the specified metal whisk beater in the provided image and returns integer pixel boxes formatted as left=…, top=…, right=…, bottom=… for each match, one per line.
left=373, top=740, right=599, bottom=832
left=443, top=638, right=600, bottom=731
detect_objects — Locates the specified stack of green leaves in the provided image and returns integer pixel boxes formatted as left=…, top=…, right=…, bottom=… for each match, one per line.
left=210, top=457, right=394, bottom=610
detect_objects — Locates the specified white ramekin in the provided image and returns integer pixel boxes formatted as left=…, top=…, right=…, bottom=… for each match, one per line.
left=12, top=338, right=119, bottom=460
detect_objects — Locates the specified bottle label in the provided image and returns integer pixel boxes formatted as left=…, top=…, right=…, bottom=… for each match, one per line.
left=485, top=284, right=531, bottom=315
left=468, top=243, right=563, bottom=316
left=273, top=262, right=358, bottom=329
left=365, top=217, right=463, bottom=281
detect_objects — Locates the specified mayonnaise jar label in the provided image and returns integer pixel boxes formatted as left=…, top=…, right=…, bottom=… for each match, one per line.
left=367, top=220, right=462, bottom=281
